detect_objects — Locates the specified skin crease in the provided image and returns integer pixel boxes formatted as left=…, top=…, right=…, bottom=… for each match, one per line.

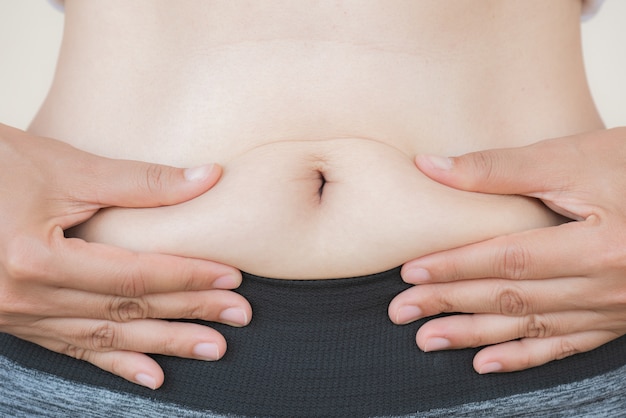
left=390, top=128, right=626, bottom=374
left=3, top=0, right=613, bottom=390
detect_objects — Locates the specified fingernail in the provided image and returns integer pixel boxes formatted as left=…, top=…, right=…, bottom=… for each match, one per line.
left=423, top=337, right=451, bottom=352
left=403, top=267, right=431, bottom=283
left=184, top=164, right=215, bottom=181
left=395, top=305, right=423, bottom=324
left=193, top=342, right=220, bottom=360
left=422, top=155, right=453, bottom=170
left=479, top=362, right=503, bottom=374
left=219, top=307, right=249, bottom=326
left=135, top=373, right=157, bottom=390
left=213, top=274, right=241, bottom=289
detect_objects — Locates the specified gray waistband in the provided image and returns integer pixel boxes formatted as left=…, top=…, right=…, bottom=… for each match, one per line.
left=1, top=355, right=625, bottom=418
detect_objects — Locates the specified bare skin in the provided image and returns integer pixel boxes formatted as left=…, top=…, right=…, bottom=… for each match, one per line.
left=33, top=0, right=599, bottom=279
left=4, top=0, right=608, bottom=388
left=0, top=124, right=251, bottom=389
left=390, top=128, right=626, bottom=374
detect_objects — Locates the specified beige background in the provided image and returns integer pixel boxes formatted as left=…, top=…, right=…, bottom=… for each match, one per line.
left=0, top=0, right=625, bottom=131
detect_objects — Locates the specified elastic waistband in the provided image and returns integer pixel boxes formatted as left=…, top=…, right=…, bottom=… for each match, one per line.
left=2, top=268, right=625, bottom=417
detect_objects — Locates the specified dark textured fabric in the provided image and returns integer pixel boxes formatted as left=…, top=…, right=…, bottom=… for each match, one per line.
left=2, top=356, right=626, bottom=418
left=1, top=267, right=625, bottom=417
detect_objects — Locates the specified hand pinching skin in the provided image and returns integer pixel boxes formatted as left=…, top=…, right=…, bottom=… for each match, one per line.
left=391, top=128, right=626, bottom=374
left=0, top=124, right=251, bottom=389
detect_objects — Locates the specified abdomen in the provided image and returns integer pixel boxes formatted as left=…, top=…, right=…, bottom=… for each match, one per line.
left=74, top=138, right=562, bottom=279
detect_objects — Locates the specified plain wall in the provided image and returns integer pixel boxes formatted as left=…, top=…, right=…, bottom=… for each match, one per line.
left=0, top=0, right=625, bottom=130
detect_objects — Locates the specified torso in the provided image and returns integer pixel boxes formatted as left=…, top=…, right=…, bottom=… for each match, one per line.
left=31, top=0, right=601, bottom=279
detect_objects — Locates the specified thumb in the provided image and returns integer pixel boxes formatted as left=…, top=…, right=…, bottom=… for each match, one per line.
left=415, top=138, right=578, bottom=197
left=74, top=155, right=223, bottom=209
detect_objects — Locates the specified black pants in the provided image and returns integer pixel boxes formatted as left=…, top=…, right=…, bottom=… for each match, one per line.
left=2, top=267, right=625, bottom=417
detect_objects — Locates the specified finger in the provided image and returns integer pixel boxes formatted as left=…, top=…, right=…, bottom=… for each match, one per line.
left=20, top=317, right=231, bottom=388
left=414, top=311, right=611, bottom=352
left=20, top=132, right=222, bottom=209
left=87, top=350, right=165, bottom=390
left=401, top=219, right=597, bottom=283
left=25, top=317, right=228, bottom=362
left=72, top=153, right=223, bottom=208
left=22, top=228, right=242, bottom=296
left=472, top=331, right=618, bottom=374
left=389, top=277, right=590, bottom=324
left=31, top=288, right=251, bottom=326
left=26, top=335, right=165, bottom=389
left=132, top=290, right=251, bottom=326
left=414, top=134, right=584, bottom=196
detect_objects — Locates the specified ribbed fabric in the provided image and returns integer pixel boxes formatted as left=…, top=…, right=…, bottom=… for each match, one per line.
left=1, top=267, right=625, bottom=417
left=2, top=356, right=626, bottom=417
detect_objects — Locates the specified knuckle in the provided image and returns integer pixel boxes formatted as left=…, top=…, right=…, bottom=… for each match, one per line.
left=186, top=299, right=220, bottom=320
left=554, top=339, right=581, bottom=361
left=178, top=258, right=204, bottom=290
left=498, top=242, right=531, bottom=280
left=87, top=322, right=118, bottom=350
left=465, top=322, right=488, bottom=348
left=117, top=259, right=148, bottom=297
left=445, top=260, right=465, bottom=282
left=160, top=334, right=179, bottom=355
left=64, top=344, right=91, bottom=362
left=107, top=356, right=126, bottom=379
left=465, top=151, right=499, bottom=189
left=118, top=275, right=141, bottom=298
left=472, top=151, right=495, bottom=176
left=185, top=303, right=207, bottom=320
left=517, top=352, right=534, bottom=370
left=144, top=164, right=166, bottom=194
left=431, top=286, right=454, bottom=313
left=107, top=296, right=149, bottom=322
left=523, top=314, right=553, bottom=338
left=496, top=285, right=529, bottom=316
left=507, top=339, right=534, bottom=370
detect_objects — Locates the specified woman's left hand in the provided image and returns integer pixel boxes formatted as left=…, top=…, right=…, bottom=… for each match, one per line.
left=389, top=128, right=626, bottom=374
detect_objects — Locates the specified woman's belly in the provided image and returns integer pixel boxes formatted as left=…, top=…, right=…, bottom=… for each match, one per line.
left=71, top=137, right=562, bottom=279
left=34, top=0, right=599, bottom=279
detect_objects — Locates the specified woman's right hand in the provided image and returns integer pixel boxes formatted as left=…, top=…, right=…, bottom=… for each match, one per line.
left=0, top=123, right=251, bottom=389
